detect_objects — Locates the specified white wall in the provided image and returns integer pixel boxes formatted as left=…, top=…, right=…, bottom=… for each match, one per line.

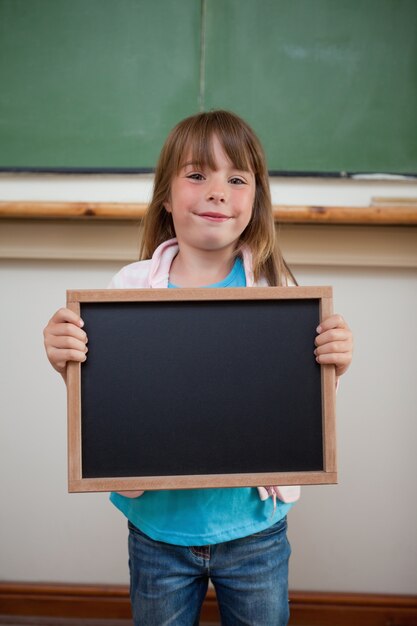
left=288, top=264, right=417, bottom=593
left=1, top=174, right=416, bottom=594
left=0, top=259, right=128, bottom=584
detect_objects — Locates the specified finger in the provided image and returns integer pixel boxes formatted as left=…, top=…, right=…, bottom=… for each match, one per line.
left=316, top=314, right=349, bottom=334
left=48, top=336, right=88, bottom=353
left=44, top=335, right=88, bottom=373
left=315, top=351, right=352, bottom=377
left=315, top=340, right=351, bottom=357
left=47, top=347, right=87, bottom=371
left=316, top=350, right=351, bottom=364
left=315, top=328, right=352, bottom=348
left=116, top=490, right=145, bottom=498
left=48, top=307, right=84, bottom=328
left=46, top=322, right=87, bottom=343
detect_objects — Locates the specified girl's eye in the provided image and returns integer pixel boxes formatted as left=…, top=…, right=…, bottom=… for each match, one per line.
left=186, top=173, right=205, bottom=181
left=229, top=177, right=246, bottom=185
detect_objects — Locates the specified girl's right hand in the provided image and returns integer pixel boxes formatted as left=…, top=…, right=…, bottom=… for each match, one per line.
left=43, top=308, right=88, bottom=381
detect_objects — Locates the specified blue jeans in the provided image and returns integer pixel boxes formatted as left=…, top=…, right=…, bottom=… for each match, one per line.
left=128, top=516, right=291, bottom=626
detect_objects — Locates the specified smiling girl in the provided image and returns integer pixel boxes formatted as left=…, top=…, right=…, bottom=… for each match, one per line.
left=44, top=110, right=353, bottom=626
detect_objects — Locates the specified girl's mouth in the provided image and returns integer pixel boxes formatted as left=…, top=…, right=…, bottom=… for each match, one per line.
left=197, top=212, right=231, bottom=222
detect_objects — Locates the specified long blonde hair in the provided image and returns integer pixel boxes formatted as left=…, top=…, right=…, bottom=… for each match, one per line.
left=140, top=110, right=295, bottom=286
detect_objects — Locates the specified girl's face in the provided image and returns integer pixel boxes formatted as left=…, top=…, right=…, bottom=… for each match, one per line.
left=165, top=135, right=255, bottom=256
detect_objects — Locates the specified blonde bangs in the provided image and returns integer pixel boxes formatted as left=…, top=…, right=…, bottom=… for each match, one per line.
left=171, top=111, right=258, bottom=176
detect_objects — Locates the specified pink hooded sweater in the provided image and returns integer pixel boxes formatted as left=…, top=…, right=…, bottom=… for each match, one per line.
left=108, top=238, right=301, bottom=507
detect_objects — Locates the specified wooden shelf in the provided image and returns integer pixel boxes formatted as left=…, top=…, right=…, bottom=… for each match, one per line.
left=1, top=201, right=417, bottom=225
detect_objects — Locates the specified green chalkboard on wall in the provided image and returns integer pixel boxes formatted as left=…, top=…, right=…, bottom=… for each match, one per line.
left=204, top=0, right=417, bottom=175
left=0, top=0, right=201, bottom=170
left=0, top=0, right=416, bottom=174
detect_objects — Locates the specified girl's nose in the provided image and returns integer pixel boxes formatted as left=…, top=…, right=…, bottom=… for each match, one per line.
left=207, top=189, right=226, bottom=203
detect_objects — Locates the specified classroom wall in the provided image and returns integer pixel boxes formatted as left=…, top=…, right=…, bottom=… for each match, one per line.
left=1, top=174, right=417, bottom=594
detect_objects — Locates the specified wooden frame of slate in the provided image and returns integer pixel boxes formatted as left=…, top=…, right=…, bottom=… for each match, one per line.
left=66, top=287, right=336, bottom=493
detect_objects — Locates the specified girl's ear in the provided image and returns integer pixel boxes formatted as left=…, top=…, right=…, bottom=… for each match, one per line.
left=164, top=201, right=172, bottom=213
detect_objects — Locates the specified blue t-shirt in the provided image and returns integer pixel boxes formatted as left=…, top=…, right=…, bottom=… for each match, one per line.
left=110, top=257, right=293, bottom=545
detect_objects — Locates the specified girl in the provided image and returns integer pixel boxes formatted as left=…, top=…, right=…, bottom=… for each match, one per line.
left=44, top=110, right=353, bottom=626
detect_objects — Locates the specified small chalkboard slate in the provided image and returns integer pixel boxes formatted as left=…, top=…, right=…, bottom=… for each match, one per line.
left=66, top=287, right=336, bottom=492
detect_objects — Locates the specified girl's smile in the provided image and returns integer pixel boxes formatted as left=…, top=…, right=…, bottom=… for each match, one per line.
left=196, top=211, right=231, bottom=222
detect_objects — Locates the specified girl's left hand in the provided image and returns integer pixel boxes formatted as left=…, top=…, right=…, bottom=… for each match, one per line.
left=314, top=314, right=353, bottom=378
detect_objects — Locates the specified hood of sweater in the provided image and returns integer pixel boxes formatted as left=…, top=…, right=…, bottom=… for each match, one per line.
left=147, top=238, right=258, bottom=288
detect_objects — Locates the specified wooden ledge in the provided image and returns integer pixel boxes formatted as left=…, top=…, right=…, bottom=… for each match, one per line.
left=0, top=201, right=148, bottom=221
left=1, top=201, right=417, bottom=224
left=1, top=582, right=417, bottom=625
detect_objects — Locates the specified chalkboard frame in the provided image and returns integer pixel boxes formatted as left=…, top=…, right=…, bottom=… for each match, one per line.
left=66, top=287, right=336, bottom=493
